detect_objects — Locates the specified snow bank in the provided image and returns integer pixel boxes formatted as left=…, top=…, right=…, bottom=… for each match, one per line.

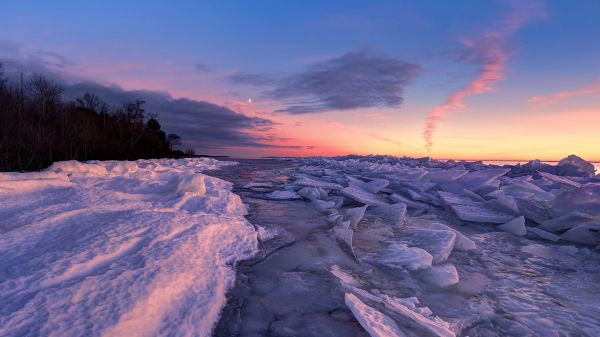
left=0, top=158, right=257, bottom=337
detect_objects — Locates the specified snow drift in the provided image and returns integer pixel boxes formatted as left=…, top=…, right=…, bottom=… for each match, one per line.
left=0, top=158, right=258, bottom=337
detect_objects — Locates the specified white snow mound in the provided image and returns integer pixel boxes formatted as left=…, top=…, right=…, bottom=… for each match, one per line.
left=0, top=158, right=257, bottom=337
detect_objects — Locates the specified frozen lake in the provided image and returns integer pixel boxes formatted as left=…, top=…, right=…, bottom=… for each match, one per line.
left=212, top=158, right=600, bottom=337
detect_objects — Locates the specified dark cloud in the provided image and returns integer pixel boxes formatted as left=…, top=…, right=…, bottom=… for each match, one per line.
left=194, top=63, right=212, bottom=72
left=231, top=49, right=420, bottom=114
left=62, top=82, right=303, bottom=151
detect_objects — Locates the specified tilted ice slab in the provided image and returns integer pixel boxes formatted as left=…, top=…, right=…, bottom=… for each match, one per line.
left=341, top=185, right=388, bottom=206
left=398, top=228, right=457, bottom=264
left=363, top=243, right=433, bottom=271
left=295, top=176, right=344, bottom=190
left=449, top=203, right=515, bottom=224
left=441, top=168, right=509, bottom=194
left=345, top=293, right=407, bottom=337
left=265, top=190, right=301, bottom=200
left=367, top=203, right=407, bottom=227
left=0, top=158, right=258, bottom=337
left=420, top=263, right=459, bottom=288
left=346, top=175, right=390, bottom=193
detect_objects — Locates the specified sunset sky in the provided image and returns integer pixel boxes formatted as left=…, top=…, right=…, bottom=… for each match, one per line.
left=1, top=0, right=599, bottom=161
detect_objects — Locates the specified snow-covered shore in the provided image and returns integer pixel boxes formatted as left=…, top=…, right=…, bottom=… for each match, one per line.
left=0, top=158, right=258, bottom=337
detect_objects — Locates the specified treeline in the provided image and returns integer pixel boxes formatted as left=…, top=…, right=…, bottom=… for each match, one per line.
left=0, top=63, right=194, bottom=171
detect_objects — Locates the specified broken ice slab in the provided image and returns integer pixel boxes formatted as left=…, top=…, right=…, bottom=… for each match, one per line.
left=243, top=181, right=273, bottom=189
left=422, top=169, right=468, bottom=184
left=297, top=186, right=328, bottom=200
left=556, top=154, right=596, bottom=177
left=420, top=263, right=459, bottom=288
left=406, top=218, right=476, bottom=251
left=398, top=228, right=456, bottom=264
left=539, top=211, right=594, bottom=232
left=295, top=176, right=344, bottom=190
left=551, top=183, right=600, bottom=216
left=449, top=203, right=515, bottom=224
left=264, top=190, right=301, bottom=200
left=311, top=199, right=336, bottom=212
left=484, top=194, right=521, bottom=216
left=346, top=175, right=390, bottom=193
left=497, top=216, right=527, bottom=236
left=501, top=179, right=555, bottom=202
left=367, top=203, right=407, bottom=227
left=363, top=243, right=433, bottom=271
left=344, top=205, right=368, bottom=229
left=344, top=293, right=407, bottom=337
left=390, top=193, right=431, bottom=211
left=437, top=191, right=475, bottom=207
left=538, top=171, right=582, bottom=189
left=333, top=223, right=356, bottom=259
left=441, top=168, right=509, bottom=194
left=560, top=222, right=600, bottom=245
left=341, top=186, right=388, bottom=206
left=527, top=227, right=560, bottom=242
left=382, top=295, right=456, bottom=337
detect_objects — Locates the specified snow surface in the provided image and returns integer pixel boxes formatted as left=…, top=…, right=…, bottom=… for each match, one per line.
left=0, top=158, right=258, bottom=337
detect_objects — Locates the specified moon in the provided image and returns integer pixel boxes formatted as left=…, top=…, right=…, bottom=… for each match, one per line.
left=248, top=98, right=252, bottom=103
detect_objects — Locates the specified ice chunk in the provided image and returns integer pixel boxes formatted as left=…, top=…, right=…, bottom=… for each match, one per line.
left=347, top=175, right=390, bottom=193
left=297, top=186, right=328, bottom=200
left=420, top=263, right=459, bottom=288
left=538, top=172, right=582, bottom=189
left=333, top=223, right=356, bottom=258
left=484, top=194, right=521, bottom=216
left=363, top=243, right=433, bottom=271
left=423, top=169, right=468, bottom=184
left=551, top=183, right=600, bottom=215
left=341, top=186, right=388, bottom=206
left=343, top=205, right=368, bottom=229
left=399, top=229, right=456, bottom=264
left=409, top=219, right=476, bottom=251
left=556, top=154, right=596, bottom=177
left=443, top=168, right=509, bottom=193
left=344, top=293, right=408, bottom=337
left=295, top=176, right=344, bottom=190
left=382, top=295, right=456, bottom=337
left=497, top=216, right=527, bottom=236
left=264, top=190, right=301, bottom=200
left=368, top=203, right=407, bottom=227
left=527, top=227, right=560, bottom=242
left=450, top=203, right=515, bottom=223
left=311, top=199, right=336, bottom=212
left=390, top=193, right=430, bottom=210
left=437, top=191, right=474, bottom=207
left=560, top=223, right=600, bottom=245
left=243, top=181, right=273, bottom=189
left=539, top=211, right=594, bottom=232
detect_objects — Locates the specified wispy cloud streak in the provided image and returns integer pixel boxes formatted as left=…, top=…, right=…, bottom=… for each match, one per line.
left=528, top=80, right=600, bottom=107
left=423, top=1, right=545, bottom=153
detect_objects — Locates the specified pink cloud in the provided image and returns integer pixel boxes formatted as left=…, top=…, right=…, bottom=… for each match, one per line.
left=528, top=80, right=600, bottom=107
left=423, top=1, right=545, bottom=153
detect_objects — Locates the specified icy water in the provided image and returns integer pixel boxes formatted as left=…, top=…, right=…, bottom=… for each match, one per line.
left=212, top=159, right=600, bottom=337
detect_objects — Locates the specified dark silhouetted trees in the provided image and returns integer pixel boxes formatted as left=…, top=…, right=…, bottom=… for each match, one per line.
left=0, top=64, right=186, bottom=171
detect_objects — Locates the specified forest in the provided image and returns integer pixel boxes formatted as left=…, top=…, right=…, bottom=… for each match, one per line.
left=0, top=63, right=192, bottom=171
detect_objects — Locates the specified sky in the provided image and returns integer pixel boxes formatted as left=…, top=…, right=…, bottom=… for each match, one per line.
left=1, top=0, right=599, bottom=161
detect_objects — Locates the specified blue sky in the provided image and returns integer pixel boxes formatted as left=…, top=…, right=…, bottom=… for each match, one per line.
left=1, top=0, right=599, bottom=160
